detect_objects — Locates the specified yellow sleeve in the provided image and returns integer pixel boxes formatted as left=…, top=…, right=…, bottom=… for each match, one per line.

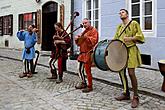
left=133, top=21, right=145, bottom=44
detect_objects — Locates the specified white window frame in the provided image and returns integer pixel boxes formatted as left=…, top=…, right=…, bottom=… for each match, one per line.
left=127, top=0, right=156, bottom=37
left=83, top=0, right=100, bottom=32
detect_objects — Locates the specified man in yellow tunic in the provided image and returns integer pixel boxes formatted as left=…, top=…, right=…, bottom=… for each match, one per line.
left=113, top=9, right=145, bottom=108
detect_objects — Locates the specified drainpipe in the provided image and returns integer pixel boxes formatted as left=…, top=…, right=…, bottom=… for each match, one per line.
left=70, top=0, right=78, bottom=60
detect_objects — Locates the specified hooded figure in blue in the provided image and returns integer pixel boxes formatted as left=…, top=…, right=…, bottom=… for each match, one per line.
left=17, top=24, right=37, bottom=78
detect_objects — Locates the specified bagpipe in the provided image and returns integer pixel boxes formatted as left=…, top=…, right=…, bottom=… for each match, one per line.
left=53, top=11, right=83, bottom=59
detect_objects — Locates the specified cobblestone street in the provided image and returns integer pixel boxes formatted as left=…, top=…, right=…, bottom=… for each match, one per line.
left=0, top=48, right=165, bottom=110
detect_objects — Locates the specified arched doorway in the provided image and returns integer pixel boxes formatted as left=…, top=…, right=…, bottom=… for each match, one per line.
left=42, top=2, right=58, bottom=51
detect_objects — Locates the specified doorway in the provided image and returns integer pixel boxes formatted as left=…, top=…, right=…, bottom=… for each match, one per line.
left=42, top=2, right=58, bottom=51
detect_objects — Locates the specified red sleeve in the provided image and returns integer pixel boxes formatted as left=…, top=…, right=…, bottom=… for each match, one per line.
left=86, top=28, right=98, bottom=47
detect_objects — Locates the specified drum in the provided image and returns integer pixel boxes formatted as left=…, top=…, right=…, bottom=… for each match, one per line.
left=105, top=40, right=128, bottom=72
left=93, top=39, right=128, bottom=72
left=93, top=40, right=110, bottom=71
left=158, top=60, right=165, bottom=92
left=158, top=60, right=165, bottom=77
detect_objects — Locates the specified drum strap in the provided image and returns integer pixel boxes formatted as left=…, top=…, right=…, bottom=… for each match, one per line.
left=127, top=44, right=136, bottom=48
left=80, top=50, right=93, bottom=54
left=118, top=20, right=132, bottom=39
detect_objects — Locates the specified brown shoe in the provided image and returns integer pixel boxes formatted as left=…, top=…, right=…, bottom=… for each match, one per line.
left=47, top=77, right=57, bottom=79
left=47, top=76, right=57, bottom=79
left=56, top=79, right=63, bottom=84
left=82, top=87, right=93, bottom=93
left=48, top=69, right=57, bottom=79
left=75, top=83, right=87, bottom=89
left=27, top=72, right=33, bottom=78
left=131, top=96, right=139, bottom=108
left=19, top=72, right=27, bottom=78
left=115, top=93, right=130, bottom=101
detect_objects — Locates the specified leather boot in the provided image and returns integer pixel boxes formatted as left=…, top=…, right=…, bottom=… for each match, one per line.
left=115, top=93, right=130, bottom=101
left=56, top=75, right=63, bottom=84
left=82, top=87, right=93, bottom=93
left=27, top=72, right=33, bottom=78
left=75, top=82, right=87, bottom=89
left=19, top=72, right=27, bottom=78
left=131, top=96, right=139, bottom=108
left=47, top=69, right=57, bottom=79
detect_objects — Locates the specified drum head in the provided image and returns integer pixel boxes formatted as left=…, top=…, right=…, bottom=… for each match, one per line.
left=105, top=40, right=128, bottom=72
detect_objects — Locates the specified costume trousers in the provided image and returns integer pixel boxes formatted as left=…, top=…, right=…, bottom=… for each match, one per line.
left=119, top=68, right=130, bottom=96
left=78, top=62, right=86, bottom=84
left=24, top=59, right=33, bottom=73
left=58, top=56, right=66, bottom=78
left=49, top=58, right=56, bottom=70
left=84, top=62, right=92, bottom=88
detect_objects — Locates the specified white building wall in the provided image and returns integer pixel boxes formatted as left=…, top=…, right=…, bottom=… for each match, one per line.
left=0, top=0, right=71, bottom=50
left=63, top=0, right=71, bottom=29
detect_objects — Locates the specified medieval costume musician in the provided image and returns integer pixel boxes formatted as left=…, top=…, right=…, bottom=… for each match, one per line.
left=75, top=18, right=98, bottom=93
left=17, top=24, right=37, bottom=78
left=47, top=22, right=71, bottom=84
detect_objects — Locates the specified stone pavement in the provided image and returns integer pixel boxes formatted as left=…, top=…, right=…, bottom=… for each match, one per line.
left=0, top=48, right=165, bottom=110
left=0, top=48, right=165, bottom=98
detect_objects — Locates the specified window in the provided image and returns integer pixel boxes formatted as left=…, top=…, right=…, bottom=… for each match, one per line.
left=84, top=0, right=99, bottom=30
left=0, top=17, right=3, bottom=36
left=18, top=12, right=37, bottom=30
left=1, top=15, right=13, bottom=36
left=130, top=0, right=153, bottom=32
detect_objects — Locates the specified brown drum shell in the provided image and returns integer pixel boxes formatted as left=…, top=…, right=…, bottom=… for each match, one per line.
left=158, top=62, right=165, bottom=77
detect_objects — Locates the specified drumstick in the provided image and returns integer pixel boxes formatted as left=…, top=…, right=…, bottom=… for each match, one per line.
left=86, top=42, right=98, bottom=54
left=87, top=49, right=93, bottom=54
left=120, top=42, right=124, bottom=47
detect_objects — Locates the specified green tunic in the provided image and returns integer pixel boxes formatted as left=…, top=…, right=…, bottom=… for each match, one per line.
left=113, top=20, right=145, bottom=68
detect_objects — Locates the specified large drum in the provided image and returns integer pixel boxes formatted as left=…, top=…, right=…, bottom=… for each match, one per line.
left=93, top=40, right=110, bottom=71
left=158, top=60, right=165, bottom=92
left=158, top=60, right=165, bottom=77
left=93, top=39, right=128, bottom=72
